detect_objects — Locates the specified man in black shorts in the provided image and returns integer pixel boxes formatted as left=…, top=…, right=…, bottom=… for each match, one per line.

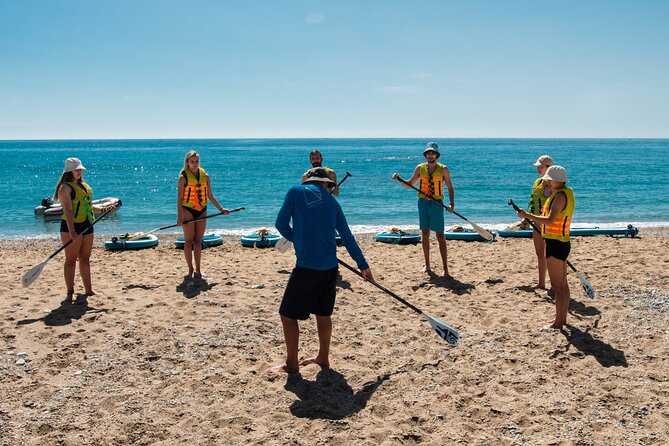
left=269, top=168, right=373, bottom=374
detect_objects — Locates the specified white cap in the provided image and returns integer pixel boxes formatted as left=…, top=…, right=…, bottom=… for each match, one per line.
left=63, top=157, right=86, bottom=173
left=542, top=165, right=567, bottom=183
left=532, top=155, right=554, bottom=167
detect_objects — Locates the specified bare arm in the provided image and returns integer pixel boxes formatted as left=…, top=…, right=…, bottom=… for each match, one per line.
left=206, top=175, right=229, bottom=214
left=329, top=170, right=339, bottom=196
left=177, top=176, right=186, bottom=226
left=442, top=166, right=455, bottom=211
left=58, top=184, right=78, bottom=240
left=517, top=193, right=566, bottom=225
left=392, top=165, right=421, bottom=188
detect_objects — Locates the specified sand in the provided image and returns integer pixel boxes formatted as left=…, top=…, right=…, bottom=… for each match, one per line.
left=1, top=230, right=668, bottom=445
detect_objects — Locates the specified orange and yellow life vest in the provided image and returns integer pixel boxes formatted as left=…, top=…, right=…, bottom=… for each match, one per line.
left=528, top=178, right=550, bottom=214
left=418, top=162, right=444, bottom=199
left=541, top=187, right=575, bottom=243
left=182, top=167, right=208, bottom=211
left=62, top=181, right=94, bottom=224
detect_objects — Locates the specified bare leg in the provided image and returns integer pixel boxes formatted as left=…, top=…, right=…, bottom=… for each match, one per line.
left=182, top=209, right=196, bottom=277
left=61, top=231, right=81, bottom=301
left=268, top=315, right=300, bottom=374
left=532, top=230, right=547, bottom=289
left=421, top=228, right=431, bottom=272
left=435, top=232, right=449, bottom=278
left=79, top=233, right=95, bottom=295
left=193, top=217, right=206, bottom=278
left=300, top=315, right=332, bottom=368
left=544, top=257, right=570, bottom=329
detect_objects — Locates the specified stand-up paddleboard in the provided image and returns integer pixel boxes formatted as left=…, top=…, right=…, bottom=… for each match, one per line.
left=175, top=234, right=223, bottom=249
left=375, top=230, right=421, bottom=245
left=498, top=224, right=639, bottom=238
left=105, top=233, right=159, bottom=250
left=241, top=233, right=281, bottom=248
left=444, top=228, right=496, bottom=242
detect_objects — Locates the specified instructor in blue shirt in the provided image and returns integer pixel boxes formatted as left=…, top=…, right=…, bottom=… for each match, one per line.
left=269, top=168, right=373, bottom=374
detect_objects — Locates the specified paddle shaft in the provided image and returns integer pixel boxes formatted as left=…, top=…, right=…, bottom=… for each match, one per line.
left=338, top=259, right=422, bottom=314
left=47, top=209, right=114, bottom=261
left=508, top=199, right=580, bottom=274
left=336, top=172, right=352, bottom=189
left=149, top=207, right=245, bottom=233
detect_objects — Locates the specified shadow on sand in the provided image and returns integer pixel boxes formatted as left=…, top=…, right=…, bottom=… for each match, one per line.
left=556, top=325, right=628, bottom=367
left=176, top=277, right=217, bottom=299
left=284, top=367, right=388, bottom=420
left=413, top=272, right=475, bottom=295
left=17, top=295, right=109, bottom=327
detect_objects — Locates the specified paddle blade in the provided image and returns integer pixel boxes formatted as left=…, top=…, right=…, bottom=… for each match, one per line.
left=275, top=237, right=293, bottom=253
left=22, top=260, right=48, bottom=288
left=422, top=312, right=459, bottom=346
left=576, top=272, right=596, bottom=299
left=470, top=223, right=495, bottom=241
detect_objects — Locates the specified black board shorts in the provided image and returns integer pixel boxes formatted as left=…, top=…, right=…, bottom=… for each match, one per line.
left=545, top=238, right=571, bottom=261
left=279, top=266, right=338, bottom=320
left=60, top=219, right=94, bottom=236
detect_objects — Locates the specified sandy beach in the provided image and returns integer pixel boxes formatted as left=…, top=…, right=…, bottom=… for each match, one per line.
left=1, top=230, right=668, bottom=445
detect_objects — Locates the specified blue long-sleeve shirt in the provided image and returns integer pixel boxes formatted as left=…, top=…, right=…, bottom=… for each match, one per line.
left=275, top=183, right=369, bottom=271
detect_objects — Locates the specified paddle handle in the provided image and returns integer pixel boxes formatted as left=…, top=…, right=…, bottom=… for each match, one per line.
left=336, top=172, right=352, bottom=189
left=338, top=259, right=422, bottom=315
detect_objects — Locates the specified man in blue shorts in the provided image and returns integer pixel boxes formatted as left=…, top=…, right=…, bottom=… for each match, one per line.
left=269, top=168, right=373, bottom=374
left=392, top=142, right=455, bottom=277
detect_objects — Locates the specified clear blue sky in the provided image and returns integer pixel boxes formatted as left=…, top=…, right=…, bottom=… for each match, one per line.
left=1, top=0, right=668, bottom=139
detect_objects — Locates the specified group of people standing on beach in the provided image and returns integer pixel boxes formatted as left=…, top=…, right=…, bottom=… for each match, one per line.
left=52, top=142, right=575, bottom=373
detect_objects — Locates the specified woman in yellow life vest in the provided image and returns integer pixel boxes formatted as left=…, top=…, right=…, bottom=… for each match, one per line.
left=177, top=150, right=229, bottom=279
left=55, top=157, right=116, bottom=303
left=517, top=165, right=575, bottom=330
left=526, top=155, right=554, bottom=290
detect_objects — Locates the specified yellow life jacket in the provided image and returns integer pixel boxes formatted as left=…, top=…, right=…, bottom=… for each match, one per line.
left=182, top=167, right=208, bottom=211
left=418, top=163, right=444, bottom=199
left=62, top=181, right=94, bottom=223
left=541, top=187, right=575, bottom=242
left=528, top=178, right=550, bottom=214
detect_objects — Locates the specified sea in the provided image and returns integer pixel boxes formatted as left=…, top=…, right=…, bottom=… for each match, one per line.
left=1, top=138, right=668, bottom=239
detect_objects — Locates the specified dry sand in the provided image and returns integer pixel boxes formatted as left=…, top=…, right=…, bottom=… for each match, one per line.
left=1, top=230, right=668, bottom=445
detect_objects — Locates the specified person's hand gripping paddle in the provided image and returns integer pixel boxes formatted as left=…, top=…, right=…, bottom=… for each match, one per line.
left=507, top=198, right=595, bottom=299
left=276, top=172, right=352, bottom=253
left=393, top=176, right=494, bottom=242
left=22, top=208, right=115, bottom=288
left=338, top=259, right=460, bottom=345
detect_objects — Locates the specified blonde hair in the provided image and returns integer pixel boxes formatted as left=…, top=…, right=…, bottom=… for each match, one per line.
left=53, top=172, right=75, bottom=199
left=182, top=150, right=200, bottom=173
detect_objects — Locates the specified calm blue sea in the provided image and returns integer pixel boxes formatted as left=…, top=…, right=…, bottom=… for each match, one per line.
left=1, top=138, right=668, bottom=239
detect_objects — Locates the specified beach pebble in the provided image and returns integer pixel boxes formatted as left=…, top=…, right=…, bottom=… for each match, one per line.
left=17, top=352, right=27, bottom=357
left=251, top=284, right=265, bottom=289
left=73, top=370, right=82, bottom=376
left=16, top=358, right=26, bottom=365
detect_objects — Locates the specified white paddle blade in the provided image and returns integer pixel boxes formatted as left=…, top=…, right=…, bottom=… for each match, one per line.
left=470, top=223, right=494, bottom=241
left=422, top=312, right=459, bottom=346
left=22, top=260, right=48, bottom=288
left=275, top=237, right=293, bottom=253
left=576, top=272, right=596, bottom=299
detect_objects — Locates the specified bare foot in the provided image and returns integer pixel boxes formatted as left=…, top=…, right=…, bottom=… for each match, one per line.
left=63, top=291, right=74, bottom=304
left=266, top=363, right=298, bottom=375
left=533, top=284, right=547, bottom=290
left=299, top=357, right=329, bottom=368
left=540, top=321, right=564, bottom=330
left=194, top=271, right=202, bottom=279
left=422, top=265, right=431, bottom=273
left=85, top=290, right=97, bottom=296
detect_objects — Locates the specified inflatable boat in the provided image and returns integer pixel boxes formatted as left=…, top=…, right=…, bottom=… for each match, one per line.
left=36, top=197, right=122, bottom=220
left=498, top=224, right=639, bottom=238
left=375, top=231, right=421, bottom=245
left=175, top=234, right=223, bottom=249
left=104, top=233, right=159, bottom=251
left=241, top=233, right=281, bottom=248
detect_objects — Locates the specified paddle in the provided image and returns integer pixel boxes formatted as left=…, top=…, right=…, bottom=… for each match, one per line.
left=394, top=176, right=494, bottom=241
left=338, top=259, right=460, bottom=345
left=276, top=172, right=352, bottom=253
left=135, top=207, right=246, bottom=238
left=22, top=209, right=115, bottom=288
left=507, top=199, right=596, bottom=299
